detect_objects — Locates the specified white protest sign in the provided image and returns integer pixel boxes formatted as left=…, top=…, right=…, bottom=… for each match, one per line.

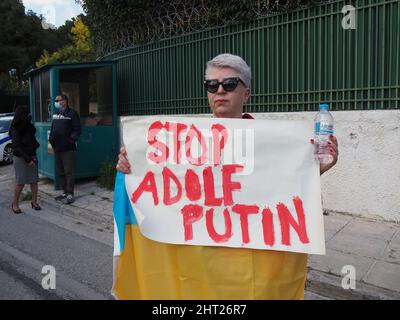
left=122, top=116, right=325, bottom=255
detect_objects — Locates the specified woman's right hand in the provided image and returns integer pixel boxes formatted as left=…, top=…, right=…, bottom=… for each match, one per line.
left=116, top=147, right=131, bottom=174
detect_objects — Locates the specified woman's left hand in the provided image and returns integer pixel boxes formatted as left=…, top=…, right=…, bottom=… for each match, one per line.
left=311, top=135, right=339, bottom=175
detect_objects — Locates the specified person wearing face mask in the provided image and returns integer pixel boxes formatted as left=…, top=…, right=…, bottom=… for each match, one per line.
left=9, top=105, right=41, bottom=214
left=49, top=94, right=82, bottom=205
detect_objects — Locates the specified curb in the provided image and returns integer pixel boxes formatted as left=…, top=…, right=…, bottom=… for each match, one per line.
left=306, top=269, right=400, bottom=300
left=38, top=190, right=113, bottom=232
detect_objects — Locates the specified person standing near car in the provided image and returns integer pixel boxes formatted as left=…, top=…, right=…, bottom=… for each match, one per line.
left=49, top=94, right=81, bottom=204
left=9, top=106, right=41, bottom=214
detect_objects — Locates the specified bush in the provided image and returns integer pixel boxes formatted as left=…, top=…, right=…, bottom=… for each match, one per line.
left=97, top=160, right=117, bottom=191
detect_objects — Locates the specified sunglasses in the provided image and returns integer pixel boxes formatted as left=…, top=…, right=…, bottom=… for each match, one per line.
left=204, top=77, right=246, bottom=93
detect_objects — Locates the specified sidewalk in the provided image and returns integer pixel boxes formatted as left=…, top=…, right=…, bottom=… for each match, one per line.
left=306, top=211, right=400, bottom=299
left=37, top=177, right=114, bottom=232
left=37, top=176, right=400, bottom=300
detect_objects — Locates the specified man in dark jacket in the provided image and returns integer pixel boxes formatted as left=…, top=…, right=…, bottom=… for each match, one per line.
left=49, top=94, right=81, bottom=204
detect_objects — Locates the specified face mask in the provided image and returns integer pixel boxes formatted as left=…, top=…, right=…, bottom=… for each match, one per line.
left=55, top=102, right=61, bottom=109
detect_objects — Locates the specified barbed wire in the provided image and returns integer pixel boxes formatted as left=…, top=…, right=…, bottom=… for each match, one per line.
left=93, top=0, right=326, bottom=57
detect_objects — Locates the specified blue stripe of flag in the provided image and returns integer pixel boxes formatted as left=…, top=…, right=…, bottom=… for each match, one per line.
left=113, top=172, right=137, bottom=252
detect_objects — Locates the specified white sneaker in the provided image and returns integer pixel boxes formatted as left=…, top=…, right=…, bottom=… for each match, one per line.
left=55, top=193, right=67, bottom=201
left=62, top=194, right=74, bottom=205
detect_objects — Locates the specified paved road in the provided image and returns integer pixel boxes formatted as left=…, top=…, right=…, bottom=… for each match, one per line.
left=0, top=164, right=114, bottom=300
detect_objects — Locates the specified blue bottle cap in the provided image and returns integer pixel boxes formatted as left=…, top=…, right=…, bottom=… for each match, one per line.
left=320, top=104, right=329, bottom=110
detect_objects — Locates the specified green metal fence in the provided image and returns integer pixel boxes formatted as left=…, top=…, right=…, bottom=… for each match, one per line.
left=103, top=0, right=400, bottom=115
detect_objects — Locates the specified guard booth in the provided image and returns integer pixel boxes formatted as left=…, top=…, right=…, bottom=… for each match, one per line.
left=27, top=61, right=118, bottom=189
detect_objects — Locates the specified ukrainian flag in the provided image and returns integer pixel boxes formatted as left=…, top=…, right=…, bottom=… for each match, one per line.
left=112, top=172, right=308, bottom=300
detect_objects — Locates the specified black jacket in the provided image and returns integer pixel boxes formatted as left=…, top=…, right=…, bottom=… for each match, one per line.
left=49, top=106, right=82, bottom=152
left=9, top=123, right=40, bottom=163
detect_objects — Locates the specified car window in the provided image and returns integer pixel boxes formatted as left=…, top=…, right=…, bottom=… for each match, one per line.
left=0, top=119, right=12, bottom=133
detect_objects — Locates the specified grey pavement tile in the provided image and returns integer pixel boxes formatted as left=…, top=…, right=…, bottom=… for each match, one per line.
left=304, top=290, right=332, bottom=300
left=323, top=213, right=353, bottom=242
left=38, top=178, right=54, bottom=185
left=382, top=231, right=400, bottom=265
left=308, top=248, right=375, bottom=281
left=388, top=230, right=400, bottom=247
left=100, top=201, right=114, bottom=210
left=82, top=195, right=101, bottom=203
left=71, top=196, right=90, bottom=209
left=79, top=181, right=97, bottom=186
left=328, top=219, right=398, bottom=259
left=90, top=185, right=107, bottom=192
left=393, top=230, right=400, bottom=243
left=76, top=183, right=99, bottom=194
left=91, top=202, right=113, bottom=214
left=338, top=219, right=397, bottom=242
left=103, top=201, right=114, bottom=211
left=95, top=191, right=113, bottom=200
left=363, top=261, right=400, bottom=293
left=38, top=183, right=55, bottom=193
left=383, top=246, right=400, bottom=265
left=327, top=232, right=388, bottom=259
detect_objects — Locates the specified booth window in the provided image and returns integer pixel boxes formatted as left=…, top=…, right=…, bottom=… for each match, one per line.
left=33, top=71, right=51, bottom=122
left=59, top=66, right=113, bottom=126
left=41, top=71, right=51, bottom=122
left=33, top=75, right=41, bottom=122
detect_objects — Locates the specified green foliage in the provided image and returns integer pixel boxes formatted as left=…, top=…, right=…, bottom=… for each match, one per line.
left=0, top=0, right=81, bottom=90
left=97, top=160, right=117, bottom=191
left=55, top=14, right=90, bottom=46
left=36, top=17, right=93, bottom=67
left=78, top=0, right=159, bottom=47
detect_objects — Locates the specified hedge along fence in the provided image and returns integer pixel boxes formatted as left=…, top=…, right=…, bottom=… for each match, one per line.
left=103, top=0, right=400, bottom=115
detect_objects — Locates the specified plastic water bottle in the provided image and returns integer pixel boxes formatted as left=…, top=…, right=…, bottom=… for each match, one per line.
left=314, top=103, right=334, bottom=164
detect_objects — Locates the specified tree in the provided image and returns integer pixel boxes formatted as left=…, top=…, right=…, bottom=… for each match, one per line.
left=0, top=0, right=31, bottom=89
left=36, top=17, right=93, bottom=67
left=0, top=0, right=77, bottom=91
left=55, top=14, right=91, bottom=49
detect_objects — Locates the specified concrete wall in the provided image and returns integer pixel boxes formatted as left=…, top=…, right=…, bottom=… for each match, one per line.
left=252, top=110, right=400, bottom=223
left=118, top=110, right=400, bottom=222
